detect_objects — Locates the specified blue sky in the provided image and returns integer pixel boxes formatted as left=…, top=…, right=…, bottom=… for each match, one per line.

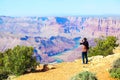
left=0, top=0, right=120, bottom=16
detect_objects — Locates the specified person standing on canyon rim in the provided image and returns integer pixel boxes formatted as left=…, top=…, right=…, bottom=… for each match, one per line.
left=80, top=38, right=89, bottom=64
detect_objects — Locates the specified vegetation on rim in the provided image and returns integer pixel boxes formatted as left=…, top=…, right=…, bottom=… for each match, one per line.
left=88, top=36, right=119, bottom=57
left=0, top=45, right=39, bottom=80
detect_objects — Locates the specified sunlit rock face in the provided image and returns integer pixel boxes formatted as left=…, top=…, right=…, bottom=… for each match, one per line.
left=0, top=16, right=120, bottom=63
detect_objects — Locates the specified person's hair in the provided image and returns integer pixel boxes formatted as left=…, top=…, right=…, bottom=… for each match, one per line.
left=83, top=37, right=87, bottom=41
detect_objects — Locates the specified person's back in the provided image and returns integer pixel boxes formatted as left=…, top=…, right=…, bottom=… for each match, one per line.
left=82, top=45, right=87, bottom=52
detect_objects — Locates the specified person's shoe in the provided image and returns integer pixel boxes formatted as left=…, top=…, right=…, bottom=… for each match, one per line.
left=82, top=62, right=85, bottom=64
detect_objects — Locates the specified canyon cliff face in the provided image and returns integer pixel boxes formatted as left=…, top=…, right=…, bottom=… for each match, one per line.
left=0, top=16, right=120, bottom=63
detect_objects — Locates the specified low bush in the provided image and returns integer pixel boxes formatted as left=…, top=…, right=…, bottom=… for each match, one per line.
left=88, top=36, right=119, bottom=57
left=109, top=58, right=120, bottom=79
left=0, top=52, right=8, bottom=80
left=0, top=72, right=8, bottom=80
left=71, top=71, right=97, bottom=80
left=0, top=45, right=39, bottom=79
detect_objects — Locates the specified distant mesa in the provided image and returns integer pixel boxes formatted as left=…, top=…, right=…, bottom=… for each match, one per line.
left=20, top=36, right=29, bottom=41
left=55, top=17, right=69, bottom=24
left=38, top=17, right=48, bottom=21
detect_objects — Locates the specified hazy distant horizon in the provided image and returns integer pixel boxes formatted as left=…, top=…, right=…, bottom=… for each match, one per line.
left=1, top=14, right=120, bottom=17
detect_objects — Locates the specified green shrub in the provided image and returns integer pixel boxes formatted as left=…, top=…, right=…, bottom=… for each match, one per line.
left=0, top=72, right=9, bottom=80
left=109, top=58, right=120, bottom=79
left=4, top=45, right=39, bottom=75
left=0, top=45, right=39, bottom=79
left=0, top=52, right=9, bottom=80
left=71, top=71, right=97, bottom=80
left=88, top=36, right=119, bottom=57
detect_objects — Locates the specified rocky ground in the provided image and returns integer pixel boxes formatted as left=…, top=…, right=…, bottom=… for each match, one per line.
left=12, top=47, right=120, bottom=80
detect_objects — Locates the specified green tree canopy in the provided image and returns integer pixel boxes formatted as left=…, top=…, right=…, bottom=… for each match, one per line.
left=88, top=36, right=119, bottom=57
left=0, top=45, right=39, bottom=79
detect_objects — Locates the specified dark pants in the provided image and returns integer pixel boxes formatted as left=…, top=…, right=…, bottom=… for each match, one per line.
left=82, top=52, right=88, bottom=64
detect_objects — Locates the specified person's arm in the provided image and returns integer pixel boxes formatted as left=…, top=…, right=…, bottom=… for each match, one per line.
left=80, top=40, right=84, bottom=45
left=80, top=42, right=83, bottom=45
